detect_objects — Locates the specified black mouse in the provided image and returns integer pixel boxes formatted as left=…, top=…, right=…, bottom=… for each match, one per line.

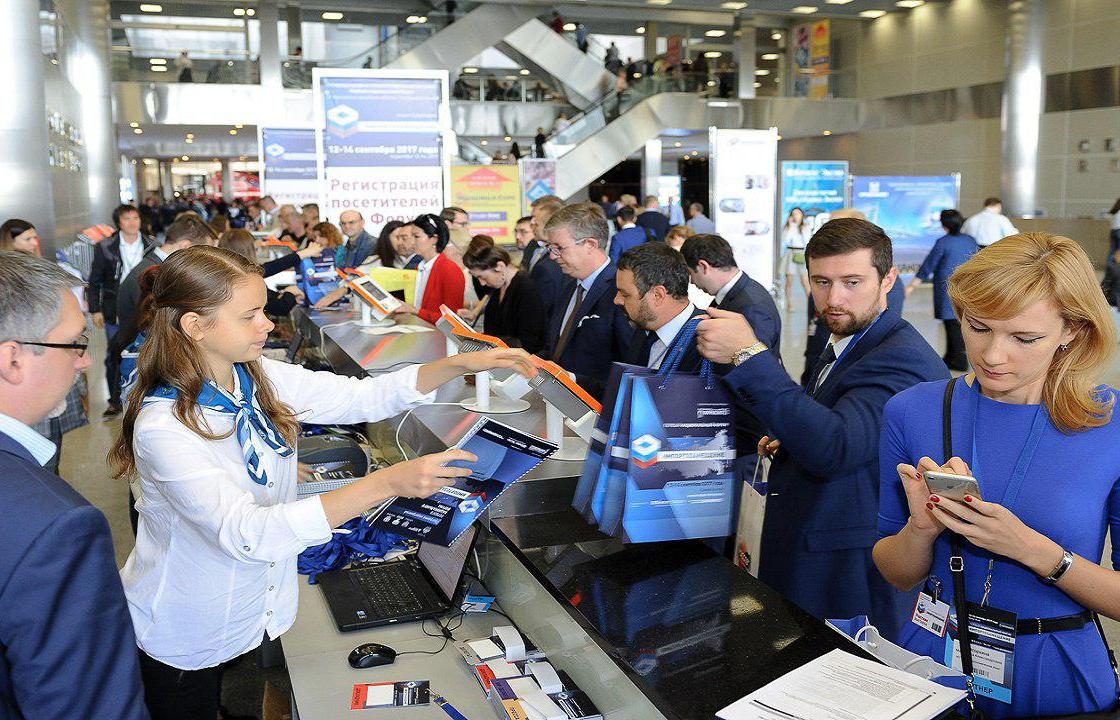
left=348, top=642, right=397, bottom=669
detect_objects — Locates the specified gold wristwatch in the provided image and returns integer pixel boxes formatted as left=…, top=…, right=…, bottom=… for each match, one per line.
left=732, top=341, right=768, bottom=366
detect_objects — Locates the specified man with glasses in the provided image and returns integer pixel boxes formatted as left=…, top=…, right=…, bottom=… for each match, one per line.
left=0, top=250, right=147, bottom=718
left=542, top=202, right=632, bottom=400
left=337, top=209, right=376, bottom=269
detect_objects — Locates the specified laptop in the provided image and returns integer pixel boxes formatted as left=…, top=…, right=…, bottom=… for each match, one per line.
left=318, top=526, right=479, bottom=632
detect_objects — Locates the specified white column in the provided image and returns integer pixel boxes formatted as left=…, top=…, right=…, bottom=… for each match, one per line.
left=1001, top=0, right=1045, bottom=217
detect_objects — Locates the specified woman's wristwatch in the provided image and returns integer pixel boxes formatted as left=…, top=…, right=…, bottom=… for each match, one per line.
left=1042, top=549, right=1074, bottom=585
left=732, top=342, right=768, bottom=366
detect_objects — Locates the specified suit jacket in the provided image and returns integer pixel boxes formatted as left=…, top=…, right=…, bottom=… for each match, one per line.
left=338, top=229, right=376, bottom=270
left=635, top=209, right=670, bottom=242
left=522, top=239, right=563, bottom=321
left=481, top=271, right=547, bottom=354
left=608, top=226, right=650, bottom=264
left=721, top=310, right=947, bottom=638
left=544, top=263, right=633, bottom=400
left=88, top=232, right=156, bottom=325
left=623, top=305, right=706, bottom=371
left=116, top=251, right=165, bottom=332
left=0, top=432, right=148, bottom=719
left=416, top=252, right=466, bottom=325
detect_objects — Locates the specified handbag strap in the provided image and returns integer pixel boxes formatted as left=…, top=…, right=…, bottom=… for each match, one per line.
left=942, top=377, right=985, bottom=719
left=656, top=317, right=713, bottom=389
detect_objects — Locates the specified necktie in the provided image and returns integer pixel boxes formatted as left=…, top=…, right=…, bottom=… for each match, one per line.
left=811, top=343, right=838, bottom=393
left=552, top=284, right=585, bottom=360
left=520, top=245, right=534, bottom=271
left=639, top=330, right=658, bottom=367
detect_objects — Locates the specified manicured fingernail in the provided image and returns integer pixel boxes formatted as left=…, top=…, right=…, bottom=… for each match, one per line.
left=964, top=495, right=972, bottom=503
left=926, top=503, right=934, bottom=510
left=930, top=495, right=940, bottom=503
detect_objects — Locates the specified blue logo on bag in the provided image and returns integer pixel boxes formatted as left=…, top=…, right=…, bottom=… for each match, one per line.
left=631, top=434, right=661, bottom=468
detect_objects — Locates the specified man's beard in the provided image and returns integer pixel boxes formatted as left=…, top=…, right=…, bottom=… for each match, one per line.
left=821, top=302, right=879, bottom=337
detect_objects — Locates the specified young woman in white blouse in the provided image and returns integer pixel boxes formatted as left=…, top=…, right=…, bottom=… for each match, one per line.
left=110, top=245, right=534, bottom=720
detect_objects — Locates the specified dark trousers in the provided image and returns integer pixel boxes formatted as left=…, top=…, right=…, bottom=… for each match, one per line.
left=104, top=324, right=122, bottom=406
left=943, top=319, right=967, bottom=371
left=138, top=650, right=225, bottom=720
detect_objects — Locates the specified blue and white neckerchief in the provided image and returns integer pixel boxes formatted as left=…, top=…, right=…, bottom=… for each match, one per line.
left=145, top=363, right=294, bottom=485
left=120, top=332, right=146, bottom=399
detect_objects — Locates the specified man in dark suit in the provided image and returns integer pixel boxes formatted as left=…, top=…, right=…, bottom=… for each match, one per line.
left=522, top=199, right=564, bottom=320
left=635, top=195, right=670, bottom=243
left=608, top=206, right=650, bottom=264
left=696, top=219, right=948, bottom=639
left=337, top=209, right=377, bottom=269
left=615, top=243, right=704, bottom=370
left=88, top=203, right=155, bottom=417
left=542, top=202, right=632, bottom=400
left=0, top=251, right=147, bottom=719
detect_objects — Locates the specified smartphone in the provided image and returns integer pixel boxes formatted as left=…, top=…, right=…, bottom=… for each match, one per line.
left=924, top=470, right=981, bottom=501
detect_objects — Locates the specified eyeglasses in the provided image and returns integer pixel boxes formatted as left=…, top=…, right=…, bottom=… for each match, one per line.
left=9, top=332, right=90, bottom=357
left=545, top=238, right=589, bottom=257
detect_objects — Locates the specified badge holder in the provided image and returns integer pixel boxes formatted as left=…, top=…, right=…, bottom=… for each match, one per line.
left=338, top=268, right=396, bottom=328
left=528, top=358, right=600, bottom=461
left=434, top=308, right=530, bottom=414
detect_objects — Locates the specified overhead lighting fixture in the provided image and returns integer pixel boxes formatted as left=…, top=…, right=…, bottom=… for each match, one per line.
left=636, top=26, right=646, bottom=34
left=417, top=16, right=428, bottom=23
left=462, top=66, right=478, bottom=73
left=239, top=155, right=247, bottom=161
left=825, top=0, right=853, bottom=3
left=129, top=121, right=139, bottom=128
left=519, top=68, right=530, bottom=75
left=647, top=0, right=672, bottom=4
left=822, top=129, right=832, bottom=135
left=896, top=0, right=924, bottom=6
left=755, top=69, right=770, bottom=75
left=761, top=53, right=779, bottom=60
left=322, top=12, right=343, bottom=20
left=791, top=6, right=818, bottom=13
left=673, top=142, right=682, bottom=147
left=186, top=133, right=194, bottom=138
left=149, top=57, right=166, bottom=65
left=405, top=15, right=428, bottom=23
left=772, top=31, right=782, bottom=40
left=182, top=155, right=189, bottom=161
left=776, top=134, right=783, bottom=140
left=233, top=8, right=245, bottom=16
left=133, top=128, right=143, bottom=134
left=247, top=8, right=255, bottom=15
left=480, top=140, right=488, bottom=146
left=234, top=124, right=244, bottom=129
left=229, top=129, right=238, bottom=135
left=139, top=4, right=162, bottom=12
left=754, top=82, right=762, bottom=88
left=563, top=22, right=576, bottom=30
left=705, top=29, right=727, bottom=37
left=503, top=136, right=512, bottom=142
left=704, top=51, right=722, bottom=58
left=151, top=65, right=167, bottom=72
left=860, top=9, right=887, bottom=17
left=706, top=80, right=716, bottom=86
left=185, top=138, right=193, bottom=144
left=721, top=1, right=748, bottom=8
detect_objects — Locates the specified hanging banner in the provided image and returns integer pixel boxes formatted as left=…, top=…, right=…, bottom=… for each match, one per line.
left=259, top=127, right=318, bottom=206
left=780, top=161, right=848, bottom=238
left=449, top=165, right=521, bottom=239
left=710, top=127, right=778, bottom=287
left=518, top=158, right=557, bottom=214
left=792, top=20, right=830, bottom=98
left=851, top=175, right=961, bottom=273
left=313, top=69, right=451, bottom=233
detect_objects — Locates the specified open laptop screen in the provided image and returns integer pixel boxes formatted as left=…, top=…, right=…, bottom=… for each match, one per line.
left=417, top=525, right=478, bottom=602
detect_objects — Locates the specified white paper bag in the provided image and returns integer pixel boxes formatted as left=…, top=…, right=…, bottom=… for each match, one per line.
left=735, top=456, right=768, bottom=577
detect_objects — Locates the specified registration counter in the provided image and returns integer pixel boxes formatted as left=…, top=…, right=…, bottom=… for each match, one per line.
left=283, top=306, right=1115, bottom=720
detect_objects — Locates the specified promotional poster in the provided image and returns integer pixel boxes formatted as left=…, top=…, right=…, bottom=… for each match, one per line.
left=780, top=161, right=849, bottom=236
left=851, top=175, right=960, bottom=273
left=450, top=165, right=521, bottom=239
left=710, top=128, right=778, bottom=289
left=313, top=69, right=451, bottom=231
left=518, top=158, right=557, bottom=214
left=258, top=127, right=317, bottom=207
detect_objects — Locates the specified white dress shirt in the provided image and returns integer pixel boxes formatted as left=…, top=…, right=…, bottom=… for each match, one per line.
left=119, top=234, right=146, bottom=280
left=558, top=259, right=609, bottom=336
left=0, top=412, right=55, bottom=466
left=814, top=333, right=856, bottom=390
left=121, top=357, right=435, bottom=670
left=647, top=303, right=696, bottom=369
left=961, top=208, right=1018, bottom=247
left=713, top=271, right=744, bottom=307
left=414, top=254, right=436, bottom=304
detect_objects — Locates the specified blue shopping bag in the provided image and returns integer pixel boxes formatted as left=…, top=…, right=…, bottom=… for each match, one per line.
left=572, top=362, right=642, bottom=524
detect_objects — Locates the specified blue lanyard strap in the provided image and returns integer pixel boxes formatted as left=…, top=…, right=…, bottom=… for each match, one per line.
left=968, top=378, right=1048, bottom=511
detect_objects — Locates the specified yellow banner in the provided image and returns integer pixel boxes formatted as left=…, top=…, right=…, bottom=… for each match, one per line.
left=366, top=267, right=418, bottom=305
left=449, top=164, right=522, bottom=241
left=809, top=19, right=831, bottom=99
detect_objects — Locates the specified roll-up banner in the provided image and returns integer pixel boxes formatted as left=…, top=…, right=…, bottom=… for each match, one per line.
left=780, top=161, right=849, bottom=237
left=449, top=165, right=521, bottom=240
left=710, top=127, right=778, bottom=287
left=850, top=174, right=960, bottom=274
left=313, top=69, right=452, bottom=233
left=258, top=127, right=318, bottom=206
left=518, top=158, right=557, bottom=214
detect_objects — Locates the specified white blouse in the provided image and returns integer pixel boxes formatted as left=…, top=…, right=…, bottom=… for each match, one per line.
left=120, top=357, right=435, bottom=670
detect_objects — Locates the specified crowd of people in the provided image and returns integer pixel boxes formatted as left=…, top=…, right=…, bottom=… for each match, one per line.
left=5, top=189, right=1120, bottom=720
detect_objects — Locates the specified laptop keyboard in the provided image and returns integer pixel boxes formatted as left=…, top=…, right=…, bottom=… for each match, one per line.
left=350, top=565, right=427, bottom=617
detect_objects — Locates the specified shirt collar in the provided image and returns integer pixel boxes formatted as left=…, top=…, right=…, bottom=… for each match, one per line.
left=153, top=246, right=170, bottom=261
left=714, top=270, right=743, bottom=305
left=654, top=303, right=696, bottom=347
left=621, top=222, right=636, bottom=229
left=418, top=254, right=438, bottom=272
left=0, top=411, right=56, bottom=466
left=828, top=311, right=883, bottom=363
left=579, top=258, right=610, bottom=292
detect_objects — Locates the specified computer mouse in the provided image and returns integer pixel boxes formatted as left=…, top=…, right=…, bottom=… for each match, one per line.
left=348, top=642, right=397, bottom=669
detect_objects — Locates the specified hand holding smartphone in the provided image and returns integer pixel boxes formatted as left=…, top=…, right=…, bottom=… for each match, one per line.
left=924, top=470, right=981, bottom=501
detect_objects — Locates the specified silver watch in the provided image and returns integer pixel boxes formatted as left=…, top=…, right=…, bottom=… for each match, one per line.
left=732, top=342, right=768, bottom=366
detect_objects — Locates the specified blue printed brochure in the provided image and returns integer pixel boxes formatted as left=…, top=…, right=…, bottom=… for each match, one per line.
left=370, top=417, right=557, bottom=546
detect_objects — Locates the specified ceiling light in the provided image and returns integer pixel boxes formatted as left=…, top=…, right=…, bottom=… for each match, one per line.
left=139, top=4, right=162, bottom=12
left=897, top=0, right=924, bottom=6
left=504, top=75, right=516, bottom=80
left=647, top=0, right=672, bottom=5
left=791, top=6, right=818, bottom=13
left=636, top=26, right=646, bottom=34
left=129, top=121, right=139, bottom=128
left=503, top=136, right=512, bottom=141
left=706, top=80, right=716, bottom=86
left=321, top=12, right=343, bottom=20
left=721, top=1, right=747, bottom=8
left=860, top=9, right=887, bottom=17
left=704, top=51, right=722, bottom=58
left=754, top=82, right=762, bottom=87
left=182, top=155, right=189, bottom=161
left=755, top=68, right=770, bottom=75
left=233, top=8, right=245, bottom=16
left=771, top=31, right=782, bottom=40
left=776, top=134, right=783, bottom=140
left=229, top=129, right=238, bottom=135
left=406, top=15, right=419, bottom=22
left=825, top=0, right=853, bottom=3
left=563, top=22, right=576, bottom=30
left=133, top=128, right=143, bottom=134
left=235, top=124, right=244, bottom=129
left=761, top=53, right=779, bottom=60
left=151, top=66, right=167, bottom=72
left=185, top=138, right=193, bottom=144
left=149, top=57, right=166, bottom=65
left=674, top=142, right=682, bottom=147
left=519, top=68, right=530, bottom=75
left=239, top=155, right=247, bottom=161
left=705, top=29, right=727, bottom=37
left=186, top=133, right=194, bottom=138
left=247, top=9, right=255, bottom=16
left=822, top=130, right=832, bottom=135
left=414, top=16, right=428, bottom=23
left=480, top=140, right=488, bottom=146
left=462, top=66, right=478, bottom=73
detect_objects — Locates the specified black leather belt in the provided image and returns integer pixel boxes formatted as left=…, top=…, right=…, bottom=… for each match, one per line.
left=1015, top=610, right=1092, bottom=635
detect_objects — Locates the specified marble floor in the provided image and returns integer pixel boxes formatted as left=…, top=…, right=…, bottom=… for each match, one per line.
left=56, top=283, right=1120, bottom=715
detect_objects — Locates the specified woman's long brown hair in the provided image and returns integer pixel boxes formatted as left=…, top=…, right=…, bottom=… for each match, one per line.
left=110, top=245, right=300, bottom=479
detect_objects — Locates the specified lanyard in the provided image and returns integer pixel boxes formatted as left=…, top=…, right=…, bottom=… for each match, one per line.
left=966, top=378, right=1048, bottom=606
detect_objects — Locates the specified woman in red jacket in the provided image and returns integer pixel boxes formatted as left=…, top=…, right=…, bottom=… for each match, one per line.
left=391, top=214, right=465, bottom=325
